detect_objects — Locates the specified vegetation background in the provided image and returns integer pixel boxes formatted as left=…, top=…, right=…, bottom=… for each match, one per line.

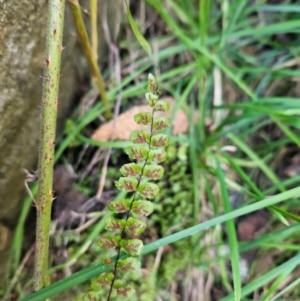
left=4, top=1, right=300, bottom=301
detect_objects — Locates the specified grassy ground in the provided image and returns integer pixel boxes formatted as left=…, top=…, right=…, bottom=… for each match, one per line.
left=6, top=1, right=300, bottom=301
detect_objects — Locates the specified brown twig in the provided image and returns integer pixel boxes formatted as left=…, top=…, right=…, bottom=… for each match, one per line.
left=68, top=0, right=111, bottom=119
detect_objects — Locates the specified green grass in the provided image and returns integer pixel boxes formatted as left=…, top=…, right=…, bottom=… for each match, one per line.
left=19, top=187, right=300, bottom=301
left=9, top=1, right=300, bottom=300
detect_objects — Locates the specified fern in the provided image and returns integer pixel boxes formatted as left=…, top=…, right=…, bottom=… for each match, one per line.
left=80, top=74, right=170, bottom=301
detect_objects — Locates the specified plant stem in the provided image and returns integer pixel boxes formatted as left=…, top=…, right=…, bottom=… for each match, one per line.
left=90, top=0, right=98, bottom=60
left=68, top=0, right=112, bottom=119
left=35, top=0, right=66, bottom=291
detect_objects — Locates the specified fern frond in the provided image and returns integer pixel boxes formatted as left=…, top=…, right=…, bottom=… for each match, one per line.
left=99, top=74, right=170, bottom=300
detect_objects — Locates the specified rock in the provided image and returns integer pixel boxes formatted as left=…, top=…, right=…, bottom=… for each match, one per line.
left=0, top=223, right=10, bottom=252
left=0, top=0, right=123, bottom=284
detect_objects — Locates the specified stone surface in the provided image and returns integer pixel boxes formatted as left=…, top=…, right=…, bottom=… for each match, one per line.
left=0, top=0, right=123, bottom=285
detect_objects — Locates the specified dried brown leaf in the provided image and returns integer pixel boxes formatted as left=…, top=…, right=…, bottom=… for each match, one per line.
left=91, top=97, right=196, bottom=141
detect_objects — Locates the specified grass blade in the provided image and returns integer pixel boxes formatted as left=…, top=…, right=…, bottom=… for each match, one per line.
left=125, top=0, right=152, bottom=57
left=227, top=133, right=284, bottom=192
left=217, top=160, right=241, bottom=301
left=220, top=252, right=300, bottom=301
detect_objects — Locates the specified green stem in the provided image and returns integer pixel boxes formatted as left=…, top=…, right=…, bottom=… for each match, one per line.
left=68, top=0, right=112, bottom=119
left=35, top=0, right=66, bottom=291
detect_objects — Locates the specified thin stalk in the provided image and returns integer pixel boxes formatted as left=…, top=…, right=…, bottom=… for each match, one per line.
left=35, top=0, right=65, bottom=291
left=90, top=0, right=98, bottom=60
left=68, top=0, right=111, bottom=119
